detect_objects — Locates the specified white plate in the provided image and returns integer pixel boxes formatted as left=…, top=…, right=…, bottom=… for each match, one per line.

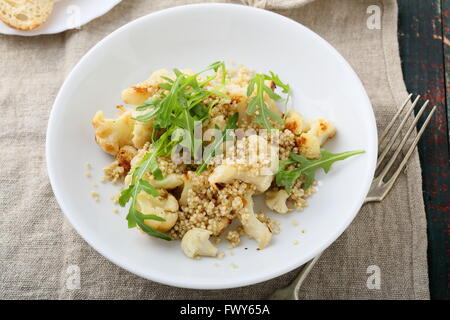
left=0, top=0, right=121, bottom=36
left=46, top=3, right=377, bottom=289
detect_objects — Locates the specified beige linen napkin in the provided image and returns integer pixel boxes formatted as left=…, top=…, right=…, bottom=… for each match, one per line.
left=0, top=0, right=429, bottom=299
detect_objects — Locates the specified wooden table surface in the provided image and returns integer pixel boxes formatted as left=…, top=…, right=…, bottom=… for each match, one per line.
left=397, top=0, right=449, bottom=300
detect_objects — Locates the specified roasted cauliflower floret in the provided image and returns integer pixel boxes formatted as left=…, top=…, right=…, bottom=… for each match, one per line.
left=295, top=132, right=321, bottom=159
left=121, top=69, right=171, bottom=106
left=130, top=110, right=153, bottom=149
left=296, top=118, right=336, bottom=159
left=265, top=190, right=290, bottom=214
left=135, top=190, right=179, bottom=232
left=181, top=228, right=218, bottom=258
left=309, top=118, right=336, bottom=146
left=122, top=69, right=195, bottom=106
left=179, top=171, right=194, bottom=206
left=125, top=171, right=182, bottom=191
left=208, top=135, right=279, bottom=193
left=146, top=174, right=183, bottom=190
left=238, top=194, right=272, bottom=249
left=128, top=145, right=148, bottom=170
left=285, top=110, right=310, bottom=135
left=93, top=106, right=154, bottom=155
left=92, top=109, right=134, bottom=155
left=209, top=165, right=274, bottom=194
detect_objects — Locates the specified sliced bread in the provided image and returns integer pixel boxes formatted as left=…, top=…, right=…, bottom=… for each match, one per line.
left=0, top=0, right=54, bottom=31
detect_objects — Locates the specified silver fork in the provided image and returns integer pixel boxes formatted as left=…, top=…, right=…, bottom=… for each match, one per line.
left=269, top=94, right=437, bottom=300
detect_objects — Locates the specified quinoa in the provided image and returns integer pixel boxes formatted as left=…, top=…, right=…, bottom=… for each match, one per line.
left=91, top=191, right=100, bottom=202
left=103, top=160, right=125, bottom=183
left=279, top=129, right=298, bottom=161
left=289, top=177, right=316, bottom=210
left=169, top=173, right=255, bottom=239
left=226, top=230, right=241, bottom=248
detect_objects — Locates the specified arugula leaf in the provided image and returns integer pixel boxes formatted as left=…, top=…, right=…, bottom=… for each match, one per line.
left=118, top=185, right=133, bottom=207
left=152, top=167, right=164, bottom=180
left=157, top=83, right=172, bottom=91
left=276, top=149, right=365, bottom=192
left=196, top=112, right=239, bottom=174
left=190, top=103, right=209, bottom=120
left=134, top=62, right=229, bottom=162
left=135, top=97, right=161, bottom=111
left=246, top=72, right=290, bottom=129
left=139, top=179, right=159, bottom=197
left=135, top=62, right=226, bottom=120
left=128, top=207, right=171, bottom=240
left=118, top=134, right=174, bottom=241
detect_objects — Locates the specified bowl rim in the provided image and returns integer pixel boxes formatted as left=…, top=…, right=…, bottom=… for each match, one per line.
left=46, top=2, right=378, bottom=289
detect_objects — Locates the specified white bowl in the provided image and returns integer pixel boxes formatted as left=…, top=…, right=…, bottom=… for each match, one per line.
left=46, top=3, right=377, bottom=289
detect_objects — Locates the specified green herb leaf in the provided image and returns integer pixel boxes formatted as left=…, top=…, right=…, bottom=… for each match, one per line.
left=119, top=135, right=171, bottom=241
left=136, top=97, right=161, bottom=111
left=152, top=167, right=164, bottom=181
left=118, top=184, right=133, bottom=207
left=246, top=72, right=288, bottom=129
left=141, top=214, right=166, bottom=221
left=190, top=103, right=209, bottom=120
left=276, top=149, right=365, bottom=192
left=139, top=179, right=159, bottom=197
left=126, top=210, right=137, bottom=228
left=126, top=207, right=171, bottom=241
left=133, top=62, right=228, bottom=159
left=157, top=83, right=172, bottom=91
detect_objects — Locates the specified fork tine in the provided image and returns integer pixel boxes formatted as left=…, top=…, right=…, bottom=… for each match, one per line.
left=378, top=100, right=431, bottom=180
left=386, top=106, right=436, bottom=185
left=379, top=93, right=413, bottom=145
left=376, top=96, right=423, bottom=169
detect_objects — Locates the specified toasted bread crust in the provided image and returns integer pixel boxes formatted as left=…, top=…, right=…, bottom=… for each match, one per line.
left=0, top=0, right=54, bottom=31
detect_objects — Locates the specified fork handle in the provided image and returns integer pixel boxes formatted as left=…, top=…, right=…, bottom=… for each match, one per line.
left=269, top=198, right=377, bottom=300
left=268, top=253, right=322, bottom=300
left=269, top=194, right=382, bottom=300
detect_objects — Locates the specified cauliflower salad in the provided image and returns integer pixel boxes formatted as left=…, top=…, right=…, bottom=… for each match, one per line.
left=92, top=62, right=363, bottom=259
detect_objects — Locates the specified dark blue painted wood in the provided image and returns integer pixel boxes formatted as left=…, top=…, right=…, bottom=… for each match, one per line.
left=398, top=0, right=450, bottom=300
